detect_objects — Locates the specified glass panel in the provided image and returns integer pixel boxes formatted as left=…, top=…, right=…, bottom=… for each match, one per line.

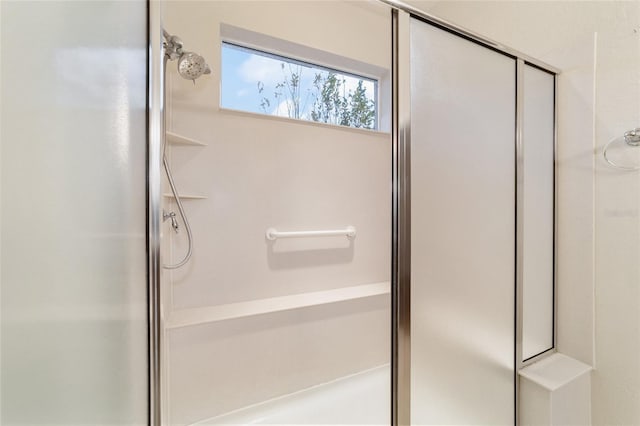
left=0, top=1, right=148, bottom=424
left=162, top=1, right=391, bottom=424
left=522, top=65, right=555, bottom=360
left=221, top=42, right=378, bottom=130
left=410, top=18, right=516, bottom=425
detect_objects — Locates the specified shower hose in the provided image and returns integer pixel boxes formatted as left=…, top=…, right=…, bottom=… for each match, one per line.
left=163, top=150, right=193, bottom=269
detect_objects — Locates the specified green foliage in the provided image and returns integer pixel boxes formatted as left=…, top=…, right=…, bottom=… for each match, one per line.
left=348, top=80, right=376, bottom=129
left=259, top=63, right=313, bottom=120
left=258, top=63, right=376, bottom=129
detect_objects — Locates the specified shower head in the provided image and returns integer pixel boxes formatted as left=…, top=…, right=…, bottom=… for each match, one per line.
left=163, top=30, right=211, bottom=83
left=177, top=52, right=211, bottom=81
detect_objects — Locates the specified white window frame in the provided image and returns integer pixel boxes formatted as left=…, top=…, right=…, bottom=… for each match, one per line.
left=220, top=23, right=390, bottom=132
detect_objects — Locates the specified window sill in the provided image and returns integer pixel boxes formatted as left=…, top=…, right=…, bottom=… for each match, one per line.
left=218, top=107, right=391, bottom=137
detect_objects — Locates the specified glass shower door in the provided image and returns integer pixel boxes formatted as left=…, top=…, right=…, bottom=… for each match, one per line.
left=409, top=17, right=516, bottom=425
left=1, top=1, right=149, bottom=424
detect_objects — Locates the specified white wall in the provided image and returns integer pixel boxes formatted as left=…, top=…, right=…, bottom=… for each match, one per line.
left=407, top=1, right=640, bottom=424
left=0, top=1, right=148, bottom=424
left=162, top=1, right=392, bottom=423
left=592, top=12, right=640, bottom=424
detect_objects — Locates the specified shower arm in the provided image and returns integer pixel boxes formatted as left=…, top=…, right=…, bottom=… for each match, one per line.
left=162, top=30, right=183, bottom=60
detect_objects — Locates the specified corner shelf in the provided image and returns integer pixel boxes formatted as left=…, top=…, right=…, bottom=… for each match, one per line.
left=166, top=131, right=207, bottom=147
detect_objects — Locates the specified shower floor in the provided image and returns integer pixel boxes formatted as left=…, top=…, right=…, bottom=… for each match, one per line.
left=195, top=364, right=390, bottom=425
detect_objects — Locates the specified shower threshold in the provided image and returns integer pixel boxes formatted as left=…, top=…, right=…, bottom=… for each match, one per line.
left=194, top=364, right=390, bottom=425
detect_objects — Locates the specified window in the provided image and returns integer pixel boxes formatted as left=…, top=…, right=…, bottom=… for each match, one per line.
left=221, top=42, right=378, bottom=130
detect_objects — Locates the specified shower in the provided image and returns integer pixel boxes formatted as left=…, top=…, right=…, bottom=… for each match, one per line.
left=162, top=30, right=211, bottom=269
left=163, top=30, right=211, bottom=82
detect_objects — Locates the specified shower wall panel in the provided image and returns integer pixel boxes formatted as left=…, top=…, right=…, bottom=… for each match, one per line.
left=409, top=18, right=516, bottom=425
left=161, top=1, right=392, bottom=423
left=0, top=1, right=148, bottom=424
left=164, top=1, right=392, bottom=310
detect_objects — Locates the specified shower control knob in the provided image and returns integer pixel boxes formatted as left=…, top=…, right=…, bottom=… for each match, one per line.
left=163, top=210, right=180, bottom=233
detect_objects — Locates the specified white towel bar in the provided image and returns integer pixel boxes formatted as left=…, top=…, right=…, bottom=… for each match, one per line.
left=265, top=226, right=356, bottom=241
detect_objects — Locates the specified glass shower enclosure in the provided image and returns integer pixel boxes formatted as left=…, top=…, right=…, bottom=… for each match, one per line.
left=1, top=1, right=149, bottom=424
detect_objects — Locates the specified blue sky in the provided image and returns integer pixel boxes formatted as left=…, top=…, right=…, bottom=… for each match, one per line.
left=220, top=44, right=267, bottom=114
left=220, top=43, right=376, bottom=126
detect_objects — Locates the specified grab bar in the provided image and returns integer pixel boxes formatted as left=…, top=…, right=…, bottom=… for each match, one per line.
left=265, top=226, right=356, bottom=241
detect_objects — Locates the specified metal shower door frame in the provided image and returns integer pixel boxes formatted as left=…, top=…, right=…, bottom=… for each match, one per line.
left=386, top=1, right=559, bottom=425
left=146, top=1, right=559, bottom=425
left=148, top=1, right=163, bottom=425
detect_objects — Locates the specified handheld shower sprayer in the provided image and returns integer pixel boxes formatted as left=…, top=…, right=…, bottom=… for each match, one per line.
left=177, top=52, right=211, bottom=82
left=161, top=30, right=211, bottom=269
left=163, top=30, right=211, bottom=83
